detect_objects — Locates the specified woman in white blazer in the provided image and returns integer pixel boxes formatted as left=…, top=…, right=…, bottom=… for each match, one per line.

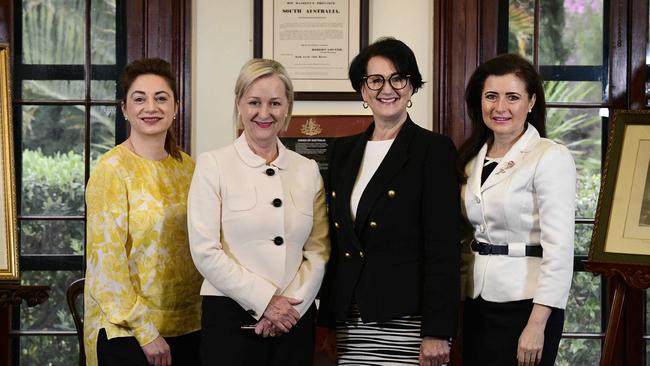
left=187, top=59, right=329, bottom=365
left=458, top=54, right=575, bottom=366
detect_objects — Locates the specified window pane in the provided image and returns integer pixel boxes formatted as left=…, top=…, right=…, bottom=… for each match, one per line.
left=21, top=145, right=85, bottom=217
left=557, top=338, right=601, bottom=366
left=539, top=0, right=603, bottom=66
left=22, top=80, right=85, bottom=100
left=546, top=107, right=602, bottom=218
left=22, top=0, right=85, bottom=64
left=91, top=80, right=117, bottom=100
left=20, top=271, right=83, bottom=330
left=544, top=81, right=603, bottom=103
left=19, top=335, right=79, bottom=366
left=91, top=105, right=117, bottom=162
left=575, top=224, right=592, bottom=256
left=91, top=0, right=117, bottom=64
left=508, top=0, right=534, bottom=60
left=20, top=221, right=84, bottom=255
left=22, top=105, right=85, bottom=155
left=564, top=272, right=601, bottom=333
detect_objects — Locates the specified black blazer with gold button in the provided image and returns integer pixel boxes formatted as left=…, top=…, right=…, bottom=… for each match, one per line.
left=318, top=116, right=460, bottom=338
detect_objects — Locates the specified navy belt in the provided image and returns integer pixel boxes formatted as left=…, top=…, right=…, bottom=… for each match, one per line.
left=471, top=240, right=543, bottom=258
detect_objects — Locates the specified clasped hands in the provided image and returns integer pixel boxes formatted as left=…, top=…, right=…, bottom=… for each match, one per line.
left=254, top=295, right=302, bottom=338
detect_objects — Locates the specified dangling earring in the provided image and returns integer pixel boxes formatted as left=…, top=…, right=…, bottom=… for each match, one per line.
left=173, top=114, right=176, bottom=120
left=407, top=100, right=413, bottom=108
left=362, top=101, right=368, bottom=109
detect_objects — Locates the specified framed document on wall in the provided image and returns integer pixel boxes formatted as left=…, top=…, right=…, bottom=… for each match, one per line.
left=253, top=0, right=369, bottom=100
left=278, top=114, right=372, bottom=175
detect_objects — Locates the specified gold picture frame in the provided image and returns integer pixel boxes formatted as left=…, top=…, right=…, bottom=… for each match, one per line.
left=590, top=110, right=650, bottom=265
left=0, top=43, right=18, bottom=281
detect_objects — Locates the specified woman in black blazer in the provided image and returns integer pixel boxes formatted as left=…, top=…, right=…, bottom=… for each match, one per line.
left=317, top=37, right=460, bottom=366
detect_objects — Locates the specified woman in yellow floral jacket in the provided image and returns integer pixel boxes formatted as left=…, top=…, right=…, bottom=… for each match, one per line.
left=83, top=58, right=202, bottom=366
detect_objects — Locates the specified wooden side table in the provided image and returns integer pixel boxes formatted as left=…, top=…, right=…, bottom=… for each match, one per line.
left=0, top=284, right=49, bottom=365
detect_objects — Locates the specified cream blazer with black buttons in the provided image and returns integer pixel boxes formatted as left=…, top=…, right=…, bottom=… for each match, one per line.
left=460, top=124, right=575, bottom=309
left=187, top=133, right=330, bottom=320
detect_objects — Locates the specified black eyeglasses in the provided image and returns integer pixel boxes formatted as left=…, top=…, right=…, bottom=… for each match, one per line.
left=362, top=73, right=410, bottom=91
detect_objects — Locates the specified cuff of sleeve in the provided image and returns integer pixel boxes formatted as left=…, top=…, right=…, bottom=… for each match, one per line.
left=132, top=321, right=160, bottom=347
left=532, top=296, right=568, bottom=310
left=240, top=281, right=277, bottom=321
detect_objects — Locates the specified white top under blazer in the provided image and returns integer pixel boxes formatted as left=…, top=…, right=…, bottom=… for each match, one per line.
left=460, top=124, right=576, bottom=309
left=187, top=133, right=330, bottom=319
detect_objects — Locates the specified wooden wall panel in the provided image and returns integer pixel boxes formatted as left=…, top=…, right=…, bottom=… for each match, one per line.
left=126, top=0, right=192, bottom=153
left=433, top=0, right=498, bottom=149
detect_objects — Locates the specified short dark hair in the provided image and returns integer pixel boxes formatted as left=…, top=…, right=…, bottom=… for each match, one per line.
left=121, top=58, right=182, bottom=160
left=348, top=37, right=424, bottom=94
left=458, top=53, right=546, bottom=179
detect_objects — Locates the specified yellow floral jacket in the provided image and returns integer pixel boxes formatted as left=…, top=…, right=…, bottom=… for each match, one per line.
left=83, top=145, right=202, bottom=366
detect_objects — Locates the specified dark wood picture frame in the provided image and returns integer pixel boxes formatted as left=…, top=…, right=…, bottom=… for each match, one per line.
left=253, top=0, right=369, bottom=101
left=589, top=110, right=650, bottom=266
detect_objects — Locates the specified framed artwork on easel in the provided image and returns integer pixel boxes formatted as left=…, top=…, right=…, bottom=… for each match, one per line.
left=586, top=109, right=650, bottom=366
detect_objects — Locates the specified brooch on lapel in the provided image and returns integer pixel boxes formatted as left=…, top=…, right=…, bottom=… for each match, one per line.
left=495, top=160, right=515, bottom=175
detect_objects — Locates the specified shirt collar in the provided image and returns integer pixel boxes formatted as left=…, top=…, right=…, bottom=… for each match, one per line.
left=234, top=132, right=288, bottom=169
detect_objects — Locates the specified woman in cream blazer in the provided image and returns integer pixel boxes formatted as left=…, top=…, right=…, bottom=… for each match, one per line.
left=187, top=59, right=329, bottom=365
left=459, top=54, right=575, bottom=366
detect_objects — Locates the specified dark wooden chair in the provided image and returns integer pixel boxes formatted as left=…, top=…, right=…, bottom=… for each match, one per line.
left=66, top=278, right=85, bottom=366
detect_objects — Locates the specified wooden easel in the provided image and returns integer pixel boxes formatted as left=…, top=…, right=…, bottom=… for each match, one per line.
left=584, top=261, right=650, bottom=366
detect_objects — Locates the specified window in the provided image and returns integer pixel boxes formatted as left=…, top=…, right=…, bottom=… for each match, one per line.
left=499, top=0, right=607, bottom=364
left=10, top=0, right=126, bottom=364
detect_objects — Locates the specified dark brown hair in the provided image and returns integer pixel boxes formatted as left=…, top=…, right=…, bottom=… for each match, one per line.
left=121, top=58, right=182, bottom=161
left=348, top=37, right=424, bottom=94
left=457, top=53, right=546, bottom=180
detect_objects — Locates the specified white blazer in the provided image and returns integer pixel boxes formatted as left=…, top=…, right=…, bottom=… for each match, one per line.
left=187, top=133, right=330, bottom=320
left=460, top=124, right=575, bottom=309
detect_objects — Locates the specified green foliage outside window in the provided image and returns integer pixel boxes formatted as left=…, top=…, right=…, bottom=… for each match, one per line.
left=17, top=0, right=118, bottom=365
left=21, top=149, right=86, bottom=254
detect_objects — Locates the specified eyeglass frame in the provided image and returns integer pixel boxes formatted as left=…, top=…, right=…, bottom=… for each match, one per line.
left=362, top=73, right=411, bottom=91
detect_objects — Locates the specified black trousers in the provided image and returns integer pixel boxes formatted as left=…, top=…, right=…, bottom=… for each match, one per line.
left=200, top=296, right=315, bottom=366
left=96, top=328, right=200, bottom=366
left=462, top=296, right=564, bottom=366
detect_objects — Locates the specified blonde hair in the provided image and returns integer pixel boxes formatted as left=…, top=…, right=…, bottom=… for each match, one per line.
left=233, top=59, right=294, bottom=130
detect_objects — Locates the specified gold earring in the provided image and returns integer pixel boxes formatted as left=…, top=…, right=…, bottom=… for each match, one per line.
left=407, top=100, right=413, bottom=108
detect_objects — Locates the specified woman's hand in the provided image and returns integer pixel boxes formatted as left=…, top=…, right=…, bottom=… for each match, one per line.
left=517, top=304, right=552, bottom=366
left=419, top=337, right=450, bottom=366
left=262, top=295, right=303, bottom=332
left=315, top=326, right=337, bottom=362
left=517, top=323, right=544, bottom=365
left=255, top=317, right=280, bottom=337
left=141, top=335, right=171, bottom=366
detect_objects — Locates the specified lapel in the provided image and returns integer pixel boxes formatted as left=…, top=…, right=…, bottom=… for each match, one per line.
left=481, top=124, right=541, bottom=192
left=467, top=143, right=488, bottom=199
left=353, top=117, right=416, bottom=236
left=335, top=126, right=372, bottom=249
